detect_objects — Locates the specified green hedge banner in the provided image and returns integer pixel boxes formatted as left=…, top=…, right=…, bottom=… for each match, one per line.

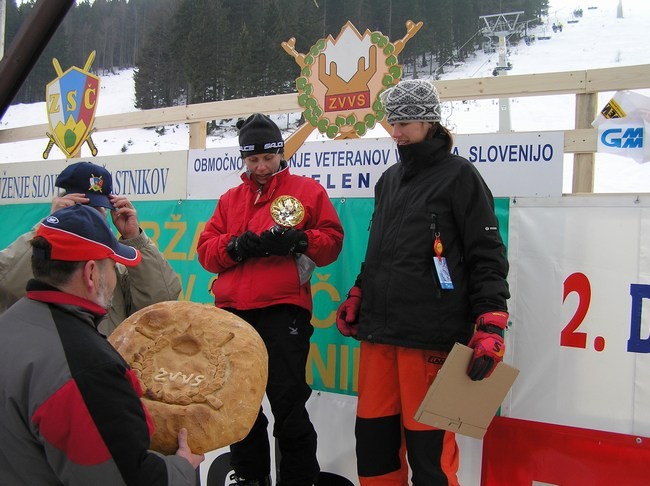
left=0, top=197, right=508, bottom=395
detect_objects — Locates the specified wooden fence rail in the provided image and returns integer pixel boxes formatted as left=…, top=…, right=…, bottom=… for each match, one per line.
left=1, top=64, right=649, bottom=193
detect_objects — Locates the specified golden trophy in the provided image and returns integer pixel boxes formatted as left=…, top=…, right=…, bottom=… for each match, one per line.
left=269, top=195, right=314, bottom=284
left=269, top=195, right=305, bottom=235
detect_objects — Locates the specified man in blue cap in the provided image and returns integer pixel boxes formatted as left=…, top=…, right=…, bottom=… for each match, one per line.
left=0, top=161, right=181, bottom=334
left=0, top=204, right=204, bottom=485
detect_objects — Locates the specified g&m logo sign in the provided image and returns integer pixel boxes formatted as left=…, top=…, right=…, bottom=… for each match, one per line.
left=601, top=127, right=644, bottom=149
left=597, top=122, right=649, bottom=163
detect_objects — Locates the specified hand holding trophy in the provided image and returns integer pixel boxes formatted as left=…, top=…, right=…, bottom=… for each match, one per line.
left=261, top=195, right=308, bottom=256
left=269, top=195, right=305, bottom=235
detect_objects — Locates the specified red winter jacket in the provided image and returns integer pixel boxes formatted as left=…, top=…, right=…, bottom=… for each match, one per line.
left=197, top=165, right=343, bottom=313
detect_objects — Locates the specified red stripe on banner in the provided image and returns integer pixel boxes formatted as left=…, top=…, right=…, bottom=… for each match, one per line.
left=481, top=417, right=650, bottom=486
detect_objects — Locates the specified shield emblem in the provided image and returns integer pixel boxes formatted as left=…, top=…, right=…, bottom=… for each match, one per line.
left=46, top=66, right=100, bottom=158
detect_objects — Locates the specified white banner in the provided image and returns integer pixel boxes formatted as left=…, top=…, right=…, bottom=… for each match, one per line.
left=187, top=132, right=564, bottom=200
left=454, top=131, right=564, bottom=197
left=199, top=391, right=483, bottom=486
left=198, top=393, right=360, bottom=486
left=505, top=195, right=650, bottom=437
left=0, top=151, right=188, bottom=204
left=187, top=138, right=395, bottom=200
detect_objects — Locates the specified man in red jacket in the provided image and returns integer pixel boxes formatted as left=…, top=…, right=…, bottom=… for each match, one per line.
left=197, top=113, right=344, bottom=486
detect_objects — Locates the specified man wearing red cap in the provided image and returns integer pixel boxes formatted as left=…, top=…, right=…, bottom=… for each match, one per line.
left=0, top=161, right=181, bottom=335
left=0, top=204, right=204, bottom=485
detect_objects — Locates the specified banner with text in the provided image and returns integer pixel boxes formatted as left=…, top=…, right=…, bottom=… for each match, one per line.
left=505, top=195, right=650, bottom=438
left=0, top=151, right=187, bottom=204
left=2, top=193, right=650, bottom=485
left=187, top=132, right=564, bottom=200
left=0, top=196, right=508, bottom=398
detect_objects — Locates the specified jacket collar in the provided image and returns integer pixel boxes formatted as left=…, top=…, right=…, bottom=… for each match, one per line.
left=241, top=160, right=290, bottom=201
left=397, top=134, right=449, bottom=180
left=25, top=279, right=108, bottom=328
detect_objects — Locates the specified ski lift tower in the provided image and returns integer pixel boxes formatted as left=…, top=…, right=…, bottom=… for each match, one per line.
left=480, top=11, right=524, bottom=132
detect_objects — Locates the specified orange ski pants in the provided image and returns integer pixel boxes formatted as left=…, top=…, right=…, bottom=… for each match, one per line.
left=356, top=341, right=459, bottom=486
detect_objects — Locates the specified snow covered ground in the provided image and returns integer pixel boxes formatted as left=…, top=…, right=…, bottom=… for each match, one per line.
left=1, top=0, right=649, bottom=193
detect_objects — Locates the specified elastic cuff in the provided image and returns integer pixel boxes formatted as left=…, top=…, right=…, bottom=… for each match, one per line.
left=119, top=228, right=146, bottom=248
left=226, top=238, right=244, bottom=262
left=479, top=324, right=505, bottom=337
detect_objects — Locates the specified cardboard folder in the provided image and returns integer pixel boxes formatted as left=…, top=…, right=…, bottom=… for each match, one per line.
left=414, top=343, right=519, bottom=439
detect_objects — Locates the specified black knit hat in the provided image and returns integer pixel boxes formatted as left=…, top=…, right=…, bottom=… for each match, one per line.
left=237, top=113, right=284, bottom=158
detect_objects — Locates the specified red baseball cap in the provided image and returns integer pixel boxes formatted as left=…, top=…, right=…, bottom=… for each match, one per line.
left=36, top=204, right=141, bottom=266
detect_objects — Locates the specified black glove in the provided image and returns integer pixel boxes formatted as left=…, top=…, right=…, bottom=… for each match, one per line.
left=226, top=231, right=266, bottom=262
left=260, top=228, right=308, bottom=256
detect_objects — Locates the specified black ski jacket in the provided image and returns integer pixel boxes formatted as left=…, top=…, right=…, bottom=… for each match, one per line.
left=357, top=133, right=510, bottom=351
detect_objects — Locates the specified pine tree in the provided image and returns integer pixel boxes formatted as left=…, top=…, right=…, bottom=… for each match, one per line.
left=133, top=0, right=179, bottom=109
left=5, top=0, right=552, bottom=107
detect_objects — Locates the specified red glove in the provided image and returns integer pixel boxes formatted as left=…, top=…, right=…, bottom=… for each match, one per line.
left=467, top=311, right=508, bottom=381
left=336, top=286, right=362, bottom=337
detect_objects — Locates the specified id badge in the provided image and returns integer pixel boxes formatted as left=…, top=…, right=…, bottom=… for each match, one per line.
left=433, top=257, right=454, bottom=290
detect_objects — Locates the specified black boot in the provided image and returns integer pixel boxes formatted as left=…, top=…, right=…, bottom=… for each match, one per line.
left=228, top=473, right=272, bottom=486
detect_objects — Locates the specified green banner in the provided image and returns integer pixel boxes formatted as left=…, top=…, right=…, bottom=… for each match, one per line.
left=0, top=197, right=509, bottom=396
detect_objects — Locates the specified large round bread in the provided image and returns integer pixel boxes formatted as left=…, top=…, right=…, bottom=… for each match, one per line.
left=108, top=301, right=268, bottom=454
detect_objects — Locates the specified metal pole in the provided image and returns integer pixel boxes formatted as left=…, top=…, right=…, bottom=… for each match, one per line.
left=0, top=0, right=6, bottom=60
left=0, top=0, right=75, bottom=119
left=497, top=35, right=512, bottom=133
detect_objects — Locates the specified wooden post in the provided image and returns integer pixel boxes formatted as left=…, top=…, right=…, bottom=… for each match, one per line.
left=572, top=93, right=598, bottom=193
left=189, top=121, right=207, bottom=150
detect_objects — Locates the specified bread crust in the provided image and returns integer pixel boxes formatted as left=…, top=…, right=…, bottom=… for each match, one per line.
left=109, top=301, right=268, bottom=454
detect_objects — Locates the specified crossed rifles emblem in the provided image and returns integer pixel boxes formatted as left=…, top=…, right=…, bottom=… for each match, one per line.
left=44, top=51, right=99, bottom=159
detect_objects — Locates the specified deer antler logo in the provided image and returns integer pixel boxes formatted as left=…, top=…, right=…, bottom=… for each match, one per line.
left=282, top=20, right=422, bottom=156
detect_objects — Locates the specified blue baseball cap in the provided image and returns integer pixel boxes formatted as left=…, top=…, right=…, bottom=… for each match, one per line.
left=55, top=161, right=114, bottom=209
left=36, top=204, right=141, bottom=266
